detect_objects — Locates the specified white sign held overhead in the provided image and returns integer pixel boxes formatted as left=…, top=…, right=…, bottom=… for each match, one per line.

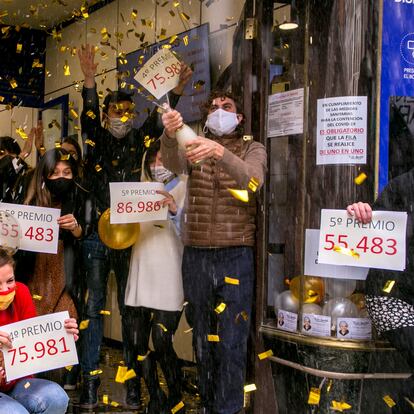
left=134, top=49, right=182, bottom=100
left=317, top=96, right=367, bottom=165
left=268, top=88, right=304, bottom=137
left=2, top=311, right=78, bottom=381
left=318, top=209, right=407, bottom=271
left=110, top=182, right=168, bottom=224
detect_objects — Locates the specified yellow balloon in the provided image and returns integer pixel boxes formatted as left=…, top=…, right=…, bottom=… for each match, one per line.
left=98, top=209, right=140, bottom=250
left=289, top=275, right=324, bottom=304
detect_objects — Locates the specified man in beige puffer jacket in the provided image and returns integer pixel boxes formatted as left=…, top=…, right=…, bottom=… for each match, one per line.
left=161, top=90, right=266, bottom=414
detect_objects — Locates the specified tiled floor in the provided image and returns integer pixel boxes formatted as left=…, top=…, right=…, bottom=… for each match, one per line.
left=64, top=344, right=201, bottom=413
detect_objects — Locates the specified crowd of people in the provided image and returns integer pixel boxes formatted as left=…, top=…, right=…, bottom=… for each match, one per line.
left=0, top=42, right=266, bottom=414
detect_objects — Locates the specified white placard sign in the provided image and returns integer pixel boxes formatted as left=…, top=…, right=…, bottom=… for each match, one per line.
left=305, top=229, right=368, bottom=280
left=2, top=311, right=78, bottom=381
left=318, top=209, right=407, bottom=271
left=336, top=318, right=372, bottom=340
left=277, top=310, right=298, bottom=333
left=0, top=203, right=60, bottom=254
left=301, top=314, right=331, bottom=337
left=109, top=182, right=168, bottom=224
left=268, top=88, right=304, bottom=137
left=134, top=49, right=181, bottom=99
left=317, top=96, right=367, bottom=165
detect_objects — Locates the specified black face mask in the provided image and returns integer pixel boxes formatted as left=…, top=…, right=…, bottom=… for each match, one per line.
left=45, top=177, right=74, bottom=199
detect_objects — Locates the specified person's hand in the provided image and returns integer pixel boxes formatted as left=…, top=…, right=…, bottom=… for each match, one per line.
left=19, top=124, right=38, bottom=160
left=172, top=62, right=193, bottom=95
left=58, top=214, right=79, bottom=232
left=78, top=44, right=98, bottom=87
left=161, top=110, right=183, bottom=139
left=0, top=331, right=12, bottom=351
left=33, top=120, right=44, bottom=153
left=64, top=318, right=79, bottom=342
left=346, top=202, right=372, bottom=224
left=156, top=190, right=177, bottom=214
left=185, top=137, right=224, bottom=163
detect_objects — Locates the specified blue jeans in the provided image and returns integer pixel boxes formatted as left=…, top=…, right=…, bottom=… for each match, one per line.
left=182, top=246, right=254, bottom=414
left=0, top=378, right=69, bottom=413
left=80, top=232, right=132, bottom=374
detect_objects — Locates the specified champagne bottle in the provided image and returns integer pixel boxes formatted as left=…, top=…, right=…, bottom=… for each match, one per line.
left=175, top=123, right=205, bottom=164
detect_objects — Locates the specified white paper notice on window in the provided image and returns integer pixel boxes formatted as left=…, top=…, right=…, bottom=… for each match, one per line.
left=267, top=88, right=304, bottom=137
left=316, top=96, right=367, bottom=165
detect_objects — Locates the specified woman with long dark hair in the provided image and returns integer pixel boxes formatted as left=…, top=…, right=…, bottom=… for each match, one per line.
left=23, top=148, right=85, bottom=319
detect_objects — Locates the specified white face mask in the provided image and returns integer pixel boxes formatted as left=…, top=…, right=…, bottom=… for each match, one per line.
left=150, top=166, right=175, bottom=183
left=107, top=117, right=133, bottom=139
left=204, top=109, right=239, bottom=137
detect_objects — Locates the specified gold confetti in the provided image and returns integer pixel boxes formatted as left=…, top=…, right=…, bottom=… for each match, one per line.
left=157, top=323, right=168, bottom=332
left=244, top=384, right=257, bottom=393
left=120, top=114, right=130, bottom=123
left=333, top=245, right=360, bottom=259
left=110, top=401, right=120, bottom=407
left=169, top=35, right=178, bottom=44
left=65, top=366, right=73, bottom=371
left=326, top=380, right=333, bottom=393
left=15, top=128, right=28, bottom=139
left=171, top=401, right=185, bottom=413
left=180, top=12, right=190, bottom=21
left=144, top=135, right=154, bottom=148
left=10, top=79, right=17, bottom=89
left=85, top=139, right=96, bottom=147
left=16, top=43, right=22, bottom=53
left=32, top=294, right=42, bottom=300
left=79, top=320, right=90, bottom=330
left=215, top=302, right=227, bottom=314
left=90, top=369, right=103, bottom=376
left=228, top=189, right=249, bottom=203
left=95, top=164, right=102, bottom=172
left=194, top=80, right=206, bottom=90
left=137, top=351, right=150, bottom=361
left=123, top=369, right=136, bottom=382
left=51, top=28, right=62, bottom=41
left=70, top=109, right=79, bottom=119
left=63, top=61, right=70, bottom=76
left=0, top=10, right=8, bottom=18
left=86, top=110, right=96, bottom=119
left=183, top=35, right=189, bottom=46
left=224, top=276, right=239, bottom=285
left=100, top=310, right=111, bottom=315
left=258, top=350, right=273, bottom=360
left=383, top=395, right=396, bottom=408
left=308, top=387, right=321, bottom=405
left=115, top=366, right=128, bottom=383
left=248, top=177, right=260, bottom=192
left=131, top=9, right=138, bottom=19
left=330, top=401, right=352, bottom=412
left=240, top=311, right=249, bottom=321
left=81, top=5, right=89, bottom=19
left=55, top=141, right=62, bottom=148
left=32, top=59, right=43, bottom=68
left=24, top=381, right=31, bottom=389
left=207, top=334, right=220, bottom=342
left=103, top=394, right=109, bottom=404
left=354, top=172, right=367, bottom=185
left=383, top=280, right=395, bottom=293
left=0, top=96, right=4, bottom=102
left=61, top=154, right=70, bottom=161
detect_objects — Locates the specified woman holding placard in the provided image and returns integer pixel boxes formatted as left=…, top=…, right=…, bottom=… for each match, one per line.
left=0, top=248, right=79, bottom=413
left=23, top=148, right=85, bottom=319
left=124, top=140, right=187, bottom=413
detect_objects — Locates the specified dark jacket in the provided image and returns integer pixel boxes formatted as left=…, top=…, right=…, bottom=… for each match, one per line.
left=367, top=168, right=414, bottom=305
left=80, top=86, right=179, bottom=235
